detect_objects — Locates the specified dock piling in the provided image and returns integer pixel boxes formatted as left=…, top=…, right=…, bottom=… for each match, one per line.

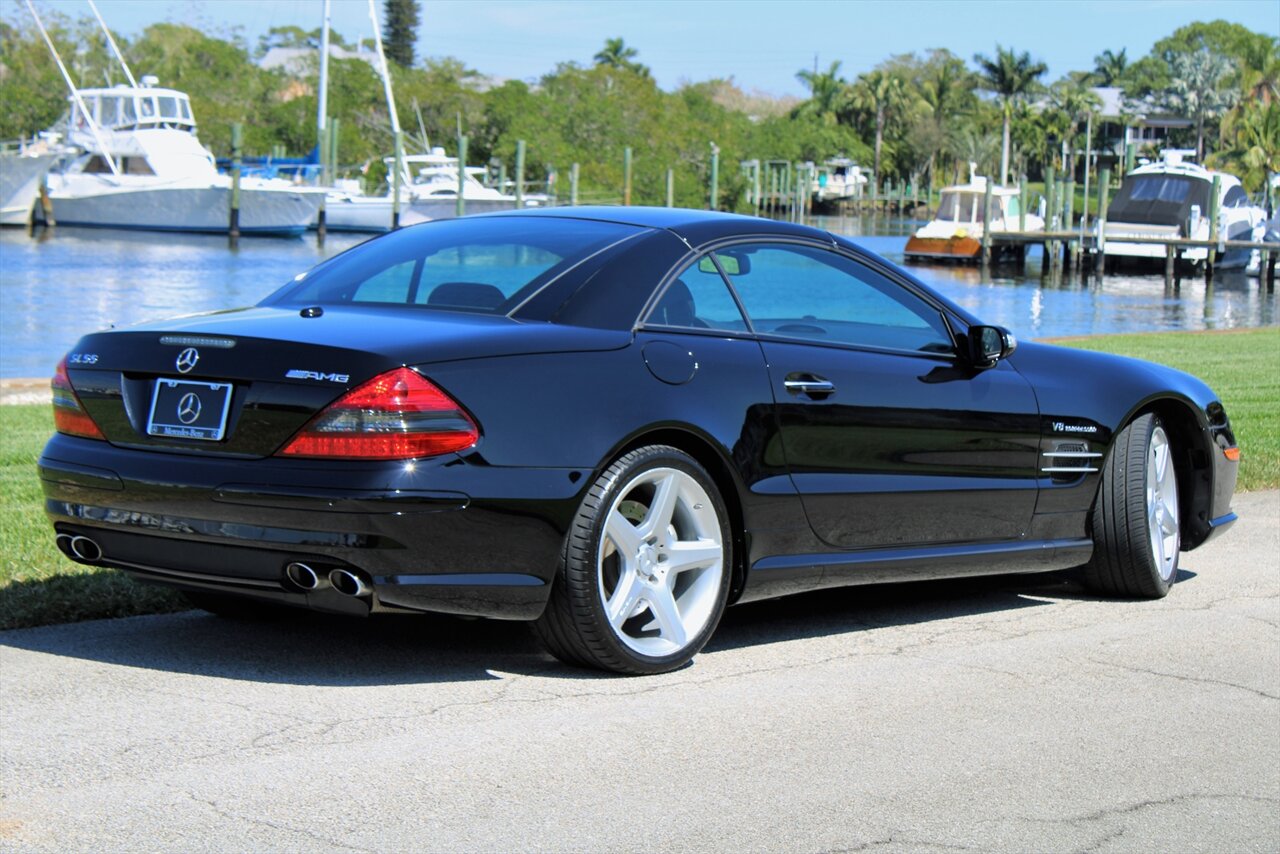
left=666, top=168, right=674, bottom=208
left=229, top=122, right=242, bottom=246
left=570, top=162, right=579, bottom=206
left=456, top=134, right=468, bottom=217
left=1095, top=168, right=1110, bottom=274
left=709, top=143, right=720, bottom=211
left=623, top=146, right=632, bottom=206
left=515, top=140, right=526, bottom=209
left=980, top=180, right=993, bottom=269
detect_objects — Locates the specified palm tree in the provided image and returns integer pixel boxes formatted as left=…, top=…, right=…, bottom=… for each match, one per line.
left=1208, top=100, right=1280, bottom=193
left=918, top=53, right=972, bottom=186
left=849, top=70, right=907, bottom=189
left=1159, top=48, right=1237, bottom=161
left=795, top=60, right=846, bottom=124
left=593, top=37, right=649, bottom=77
left=973, top=46, right=1048, bottom=184
left=1092, top=48, right=1128, bottom=86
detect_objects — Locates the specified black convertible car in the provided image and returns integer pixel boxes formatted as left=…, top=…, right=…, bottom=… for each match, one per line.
left=41, top=207, right=1239, bottom=674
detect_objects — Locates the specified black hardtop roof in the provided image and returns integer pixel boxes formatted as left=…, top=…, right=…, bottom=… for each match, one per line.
left=471, top=205, right=832, bottom=245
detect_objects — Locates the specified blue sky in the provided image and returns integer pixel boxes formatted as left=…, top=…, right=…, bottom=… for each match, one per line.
left=25, top=0, right=1280, bottom=97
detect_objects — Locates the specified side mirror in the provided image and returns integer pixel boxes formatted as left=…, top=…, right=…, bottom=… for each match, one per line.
left=968, top=325, right=1017, bottom=368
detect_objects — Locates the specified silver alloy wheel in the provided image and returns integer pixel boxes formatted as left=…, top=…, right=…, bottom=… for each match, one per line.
left=597, top=467, right=725, bottom=657
left=1146, top=426, right=1180, bottom=581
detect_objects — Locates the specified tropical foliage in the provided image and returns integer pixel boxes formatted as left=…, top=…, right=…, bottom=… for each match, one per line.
left=0, top=6, right=1276, bottom=206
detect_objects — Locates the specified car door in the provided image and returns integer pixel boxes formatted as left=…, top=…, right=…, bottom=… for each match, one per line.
left=712, top=240, right=1041, bottom=550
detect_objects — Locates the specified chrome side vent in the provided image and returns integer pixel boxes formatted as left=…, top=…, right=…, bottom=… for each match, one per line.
left=1042, top=441, right=1103, bottom=477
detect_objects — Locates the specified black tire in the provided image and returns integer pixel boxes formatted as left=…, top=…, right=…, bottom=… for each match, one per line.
left=183, top=590, right=290, bottom=620
left=533, top=445, right=733, bottom=675
left=1083, top=413, right=1181, bottom=598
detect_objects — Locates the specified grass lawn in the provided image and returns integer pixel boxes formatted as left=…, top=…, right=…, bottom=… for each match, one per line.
left=1, top=326, right=1275, bottom=630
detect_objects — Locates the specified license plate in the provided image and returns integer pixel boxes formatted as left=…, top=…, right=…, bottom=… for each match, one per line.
left=147, top=379, right=233, bottom=441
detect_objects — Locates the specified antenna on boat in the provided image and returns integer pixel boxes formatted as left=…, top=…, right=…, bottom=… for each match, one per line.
left=23, top=0, right=121, bottom=177
left=86, top=0, right=138, bottom=88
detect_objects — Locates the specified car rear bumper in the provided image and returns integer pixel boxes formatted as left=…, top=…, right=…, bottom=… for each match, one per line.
left=39, top=434, right=585, bottom=620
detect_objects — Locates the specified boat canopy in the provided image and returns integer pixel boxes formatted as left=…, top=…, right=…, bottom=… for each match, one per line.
left=1108, top=174, right=1212, bottom=228
left=936, top=190, right=1019, bottom=223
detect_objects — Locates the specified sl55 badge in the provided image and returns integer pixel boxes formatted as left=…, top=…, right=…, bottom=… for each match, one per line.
left=285, top=369, right=350, bottom=383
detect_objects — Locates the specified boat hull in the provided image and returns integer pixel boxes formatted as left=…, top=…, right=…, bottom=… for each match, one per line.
left=903, top=235, right=982, bottom=260
left=45, top=183, right=322, bottom=236
left=0, top=153, right=58, bottom=227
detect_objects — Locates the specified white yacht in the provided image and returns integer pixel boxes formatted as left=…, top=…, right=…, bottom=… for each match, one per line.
left=811, top=156, right=868, bottom=205
left=323, top=147, right=546, bottom=233
left=0, top=141, right=60, bottom=226
left=42, top=81, right=324, bottom=236
left=905, top=174, right=1043, bottom=262
left=1099, top=150, right=1267, bottom=272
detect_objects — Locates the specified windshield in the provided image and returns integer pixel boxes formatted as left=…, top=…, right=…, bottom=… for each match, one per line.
left=265, top=216, right=641, bottom=315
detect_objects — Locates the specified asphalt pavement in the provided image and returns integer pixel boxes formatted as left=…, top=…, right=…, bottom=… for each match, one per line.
left=2, top=490, right=1277, bottom=853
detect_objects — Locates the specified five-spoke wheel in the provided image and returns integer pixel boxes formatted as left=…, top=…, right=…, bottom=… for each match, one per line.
left=534, top=445, right=732, bottom=674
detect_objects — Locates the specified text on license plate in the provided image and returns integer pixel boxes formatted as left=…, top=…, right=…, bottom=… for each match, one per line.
left=146, top=379, right=233, bottom=441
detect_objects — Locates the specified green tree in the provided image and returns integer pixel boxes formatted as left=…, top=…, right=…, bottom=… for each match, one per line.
left=1091, top=48, right=1128, bottom=86
left=794, top=60, right=846, bottom=124
left=973, top=45, right=1047, bottom=185
left=383, top=0, right=420, bottom=68
left=1158, top=48, right=1238, bottom=160
left=1208, top=99, right=1280, bottom=193
left=849, top=70, right=907, bottom=187
left=593, top=37, right=649, bottom=77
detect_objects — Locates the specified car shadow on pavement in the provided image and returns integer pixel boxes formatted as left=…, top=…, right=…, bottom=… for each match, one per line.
left=0, top=568, right=1199, bottom=685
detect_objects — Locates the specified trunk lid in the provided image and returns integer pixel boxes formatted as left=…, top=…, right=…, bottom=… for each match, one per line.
left=63, top=305, right=629, bottom=457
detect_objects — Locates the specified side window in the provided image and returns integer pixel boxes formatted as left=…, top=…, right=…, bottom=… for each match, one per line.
left=1223, top=186, right=1248, bottom=209
left=352, top=260, right=419, bottom=303
left=719, top=243, right=953, bottom=354
left=646, top=255, right=748, bottom=331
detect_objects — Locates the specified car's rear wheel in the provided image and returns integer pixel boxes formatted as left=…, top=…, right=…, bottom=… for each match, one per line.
left=1083, top=413, right=1181, bottom=598
left=534, top=445, right=732, bottom=675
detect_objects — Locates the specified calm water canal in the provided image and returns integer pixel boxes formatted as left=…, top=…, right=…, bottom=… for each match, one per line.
left=1, top=216, right=1276, bottom=379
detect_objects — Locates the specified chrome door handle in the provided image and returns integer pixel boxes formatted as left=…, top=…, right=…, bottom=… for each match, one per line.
left=784, top=377, right=836, bottom=396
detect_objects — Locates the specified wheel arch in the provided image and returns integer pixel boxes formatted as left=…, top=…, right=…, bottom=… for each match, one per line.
left=1123, top=395, right=1217, bottom=550
left=600, top=425, right=750, bottom=605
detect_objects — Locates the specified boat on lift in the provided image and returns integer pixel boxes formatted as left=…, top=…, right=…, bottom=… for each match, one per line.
left=1098, top=150, right=1268, bottom=274
left=904, top=171, right=1043, bottom=262
left=810, top=156, right=868, bottom=206
left=39, top=80, right=324, bottom=236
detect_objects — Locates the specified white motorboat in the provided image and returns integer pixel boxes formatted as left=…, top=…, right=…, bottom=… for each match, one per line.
left=904, top=173, right=1043, bottom=262
left=322, top=148, right=547, bottom=233
left=42, top=81, right=324, bottom=236
left=811, top=156, right=868, bottom=205
left=0, top=142, right=60, bottom=226
left=1099, top=150, right=1267, bottom=272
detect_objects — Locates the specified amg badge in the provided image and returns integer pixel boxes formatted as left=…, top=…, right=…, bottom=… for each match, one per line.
left=285, top=369, right=350, bottom=383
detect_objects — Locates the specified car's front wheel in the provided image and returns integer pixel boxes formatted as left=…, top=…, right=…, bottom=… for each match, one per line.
left=534, top=445, right=732, bottom=675
left=1083, top=413, right=1181, bottom=598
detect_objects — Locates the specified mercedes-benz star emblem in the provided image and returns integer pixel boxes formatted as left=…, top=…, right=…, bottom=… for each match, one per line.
left=176, top=348, right=199, bottom=374
left=177, top=392, right=202, bottom=425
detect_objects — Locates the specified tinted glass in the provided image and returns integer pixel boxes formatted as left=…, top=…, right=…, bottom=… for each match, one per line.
left=719, top=243, right=953, bottom=353
left=267, top=217, right=640, bottom=314
left=646, top=256, right=747, bottom=331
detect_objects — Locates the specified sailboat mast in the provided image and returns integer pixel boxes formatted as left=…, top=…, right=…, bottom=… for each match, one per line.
left=318, top=0, right=331, bottom=184
left=87, top=0, right=138, bottom=88
left=367, top=0, right=404, bottom=221
left=24, top=0, right=120, bottom=177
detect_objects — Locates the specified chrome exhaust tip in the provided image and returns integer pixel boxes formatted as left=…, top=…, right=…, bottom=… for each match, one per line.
left=329, top=568, right=370, bottom=597
left=69, top=535, right=102, bottom=563
left=284, top=562, right=322, bottom=591
left=55, top=533, right=76, bottom=558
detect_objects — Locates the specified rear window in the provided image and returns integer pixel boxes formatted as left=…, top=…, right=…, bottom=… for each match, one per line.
left=266, top=217, right=641, bottom=314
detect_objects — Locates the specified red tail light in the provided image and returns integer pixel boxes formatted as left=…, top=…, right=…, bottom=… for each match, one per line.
left=276, top=367, right=479, bottom=460
left=52, top=357, right=105, bottom=441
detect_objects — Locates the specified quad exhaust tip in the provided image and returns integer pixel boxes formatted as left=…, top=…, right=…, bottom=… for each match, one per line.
left=67, top=535, right=103, bottom=563
left=329, top=568, right=370, bottom=598
left=284, top=561, right=323, bottom=591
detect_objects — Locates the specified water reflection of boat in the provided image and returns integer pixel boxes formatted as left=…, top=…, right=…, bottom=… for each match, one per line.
left=0, top=144, right=59, bottom=226
left=1099, top=150, right=1268, bottom=275
left=41, top=81, right=324, bottom=236
left=904, top=174, right=1043, bottom=262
